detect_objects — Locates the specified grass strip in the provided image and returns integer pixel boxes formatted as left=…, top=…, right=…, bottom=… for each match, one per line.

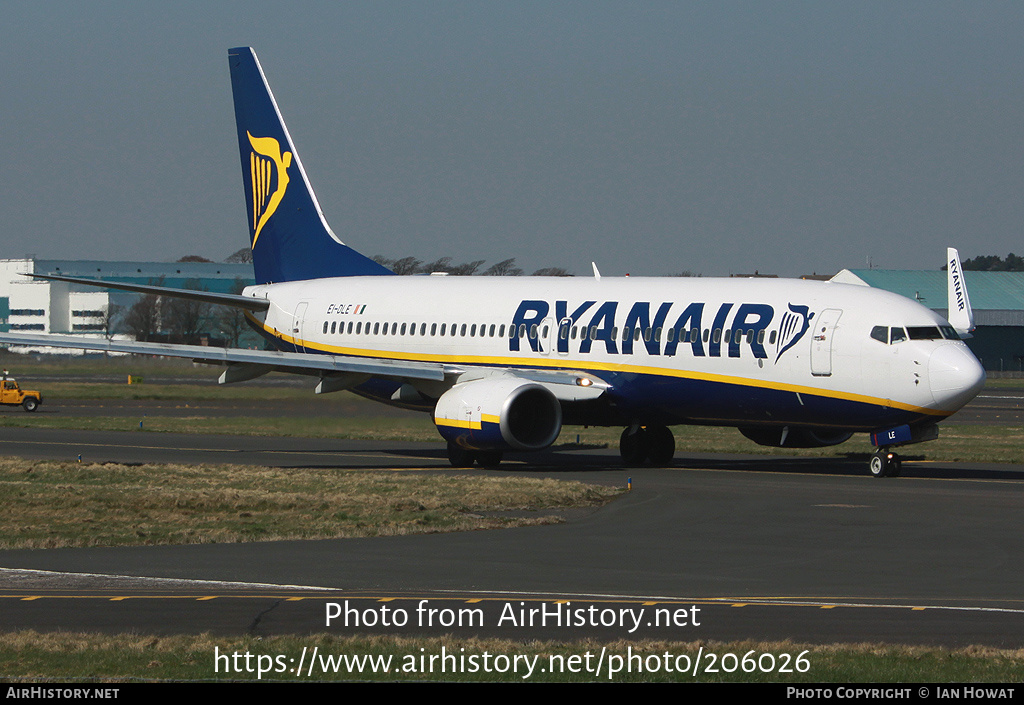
left=0, top=632, right=1022, bottom=682
left=0, top=458, right=620, bottom=549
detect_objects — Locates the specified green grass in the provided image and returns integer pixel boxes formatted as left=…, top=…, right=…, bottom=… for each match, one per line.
left=0, top=633, right=1022, bottom=682
left=0, top=458, right=620, bottom=549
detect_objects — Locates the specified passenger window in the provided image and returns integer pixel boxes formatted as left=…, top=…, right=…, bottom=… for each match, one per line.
left=713, top=329, right=722, bottom=344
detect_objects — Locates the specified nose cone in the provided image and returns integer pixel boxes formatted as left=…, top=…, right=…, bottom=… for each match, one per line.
left=929, top=344, right=986, bottom=411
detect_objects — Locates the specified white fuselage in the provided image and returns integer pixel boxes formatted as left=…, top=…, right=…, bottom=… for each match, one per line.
left=243, top=275, right=985, bottom=433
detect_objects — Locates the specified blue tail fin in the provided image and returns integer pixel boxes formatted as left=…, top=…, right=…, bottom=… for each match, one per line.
left=228, top=47, right=393, bottom=283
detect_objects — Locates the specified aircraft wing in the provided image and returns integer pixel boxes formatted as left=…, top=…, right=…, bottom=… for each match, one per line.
left=0, top=332, right=608, bottom=399
left=0, top=332, right=447, bottom=382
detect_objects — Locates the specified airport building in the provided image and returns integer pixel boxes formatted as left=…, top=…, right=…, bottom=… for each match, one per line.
left=833, top=268, right=1024, bottom=372
left=0, top=258, right=254, bottom=349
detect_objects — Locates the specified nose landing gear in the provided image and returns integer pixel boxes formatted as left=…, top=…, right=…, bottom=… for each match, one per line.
left=869, top=448, right=901, bottom=478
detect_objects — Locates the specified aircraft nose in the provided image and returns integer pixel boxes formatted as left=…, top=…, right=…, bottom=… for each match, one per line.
left=929, top=343, right=986, bottom=411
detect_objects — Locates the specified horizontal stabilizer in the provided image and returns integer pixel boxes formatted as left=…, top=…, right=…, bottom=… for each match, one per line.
left=22, top=273, right=270, bottom=312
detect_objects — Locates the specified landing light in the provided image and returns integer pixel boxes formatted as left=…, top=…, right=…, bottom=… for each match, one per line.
left=576, top=377, right=593, bottom=387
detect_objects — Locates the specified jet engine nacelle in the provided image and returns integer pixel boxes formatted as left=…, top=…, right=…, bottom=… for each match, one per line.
left=738, top=425, right=853, bottom=448
left=433, top=378, right=562, bottom=452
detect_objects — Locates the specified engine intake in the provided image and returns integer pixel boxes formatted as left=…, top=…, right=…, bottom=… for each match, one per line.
left=434, top=378, right=562, bottom=451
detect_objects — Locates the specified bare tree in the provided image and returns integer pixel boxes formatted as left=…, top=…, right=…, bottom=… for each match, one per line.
left=163, top=279, right=212, bottom=344
left=389, top=256, right=423, bottom=275
left=421, top=257, right=453, bottom=273
left=218, top=278, right=250, bottom=348
left=102, top=303, right=123, bottom=340
left=123, top=294, right=162, bottom=342
left=483, top=258, right=524, bottom=276
left=532, top=267, right=574, bottom=276
left=225, top=248, right=253, bottom=264
left=448, top=259, right=485, bottom=276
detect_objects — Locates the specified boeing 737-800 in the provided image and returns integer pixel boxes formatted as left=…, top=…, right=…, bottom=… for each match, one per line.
left=0, top=47, right=986, bottom=477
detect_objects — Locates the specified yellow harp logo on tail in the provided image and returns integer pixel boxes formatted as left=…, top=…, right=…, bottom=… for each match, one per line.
left=247, top=132, right=292, bottom=249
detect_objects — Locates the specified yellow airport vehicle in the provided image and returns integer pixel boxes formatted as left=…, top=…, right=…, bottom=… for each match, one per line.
left=0, top=378, right=42, bottom=412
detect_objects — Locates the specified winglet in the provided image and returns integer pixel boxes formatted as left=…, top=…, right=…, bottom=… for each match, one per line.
left=591, top=262, right=601, bottom=281
left=946, top=247, right=975, bottom=338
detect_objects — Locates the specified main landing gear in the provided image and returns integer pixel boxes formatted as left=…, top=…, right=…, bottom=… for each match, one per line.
left=446, top=441, right=503, bottom=468
left=869, top=448, right=901, bottom=478
left=620, top=425, right=675, bottom=466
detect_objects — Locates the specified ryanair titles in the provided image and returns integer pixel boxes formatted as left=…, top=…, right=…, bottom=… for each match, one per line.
left=509, top=299, right=814, bottom=362
left=948, top=255, right=967, bottom=312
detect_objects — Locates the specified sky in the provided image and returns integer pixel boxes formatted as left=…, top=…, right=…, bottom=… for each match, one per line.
left=1, top=2, right=1022, bottom=277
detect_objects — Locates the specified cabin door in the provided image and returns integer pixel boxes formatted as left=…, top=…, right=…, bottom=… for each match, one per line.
left=292, top=301, right=309, bottom=353
left=810, top=308, right=842, bottom=376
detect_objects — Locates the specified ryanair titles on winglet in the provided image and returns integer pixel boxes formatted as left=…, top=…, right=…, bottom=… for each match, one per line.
left=509, top=300, right=815, bottom=361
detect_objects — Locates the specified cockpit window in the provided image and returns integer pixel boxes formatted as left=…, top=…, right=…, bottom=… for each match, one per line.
left=890, top=327, right=907, bottom=344
left=907, top=326, right=943, bottom=340
left=870, top=326, right=888, bottom=344
left=940, top=326, right=959, bottom=340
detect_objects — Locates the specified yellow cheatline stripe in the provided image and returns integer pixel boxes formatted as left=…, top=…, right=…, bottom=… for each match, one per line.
left=245, top=314, right=950, bottom=416
left=434, top=418, right=481, bottom=430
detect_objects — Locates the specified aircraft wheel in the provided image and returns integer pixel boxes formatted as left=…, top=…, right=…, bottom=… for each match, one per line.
left=869, top=450, right=899, bottom=478
left=646, top=425, right=675, bottom=466
left=475, top=451, right=503, bottom=468
left=447, top=441, right=475, bottom=468
left=620, top=427, right=648, bottom=466
left=22, top=397, right=38, bottom=412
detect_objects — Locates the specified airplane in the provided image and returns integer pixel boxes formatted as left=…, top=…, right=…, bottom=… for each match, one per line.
left=0, top=47, right=986, bottom=478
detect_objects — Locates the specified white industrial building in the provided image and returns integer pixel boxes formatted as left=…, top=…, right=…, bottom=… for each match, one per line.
left=0, top=258, right=253, bottom=352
